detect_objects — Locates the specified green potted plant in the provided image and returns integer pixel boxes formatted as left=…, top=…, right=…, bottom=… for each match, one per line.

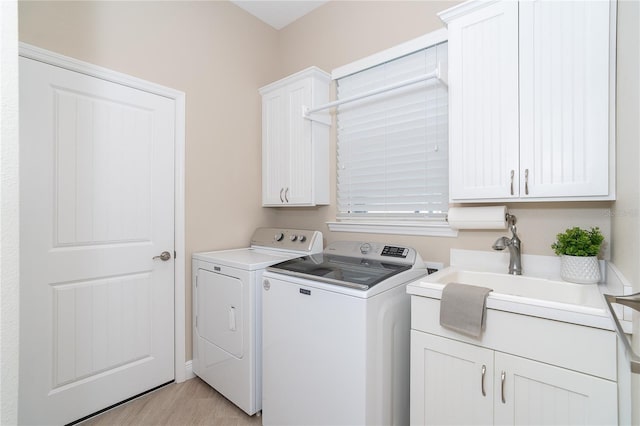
left=551, top=227, right=604, bottom=284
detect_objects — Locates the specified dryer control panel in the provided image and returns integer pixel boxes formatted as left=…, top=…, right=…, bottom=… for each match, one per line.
left=250, top=228, right=323, bottom=254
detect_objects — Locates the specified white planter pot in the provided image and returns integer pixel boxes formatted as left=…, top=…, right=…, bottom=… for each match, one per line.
left=560, top=255, right=601, bottom=284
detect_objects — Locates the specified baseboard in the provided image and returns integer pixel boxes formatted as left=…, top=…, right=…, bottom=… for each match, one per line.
left=184, top=360, right=195, bottom=380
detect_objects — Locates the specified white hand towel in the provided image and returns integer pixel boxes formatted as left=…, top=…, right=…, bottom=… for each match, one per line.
left=439, top=282, right=492, bottom=338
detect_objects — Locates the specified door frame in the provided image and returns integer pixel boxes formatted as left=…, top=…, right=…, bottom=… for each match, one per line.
left=19, top=42, right=188, bottom=383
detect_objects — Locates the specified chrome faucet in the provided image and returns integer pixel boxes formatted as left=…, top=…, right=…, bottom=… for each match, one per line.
left=492, top=214, right=522, bottom=275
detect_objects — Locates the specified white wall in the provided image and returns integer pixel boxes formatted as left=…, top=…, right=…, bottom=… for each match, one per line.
left=0, top=0, right=20, bottom=423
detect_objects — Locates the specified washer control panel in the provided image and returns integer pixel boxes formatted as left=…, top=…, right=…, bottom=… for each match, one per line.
left=381, top=246, right=410, bottom=258
left=326, top=241, right=419, bottom=265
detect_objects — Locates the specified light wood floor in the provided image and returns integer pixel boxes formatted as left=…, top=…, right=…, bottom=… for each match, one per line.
left=81, top=377, right=263, bottom=426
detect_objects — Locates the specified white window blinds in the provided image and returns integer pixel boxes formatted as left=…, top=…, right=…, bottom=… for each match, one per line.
left=336, top=42, right=448, bottom=221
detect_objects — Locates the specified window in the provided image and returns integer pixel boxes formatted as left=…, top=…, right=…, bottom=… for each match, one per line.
left=329, top=32, right=452, bottom=236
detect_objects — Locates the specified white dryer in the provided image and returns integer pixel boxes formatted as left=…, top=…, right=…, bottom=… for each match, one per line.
left=192, top=228, right=323, bottom=416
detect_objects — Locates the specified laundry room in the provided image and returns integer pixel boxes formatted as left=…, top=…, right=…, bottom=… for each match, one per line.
left=3, top=0, right=639, bottom=424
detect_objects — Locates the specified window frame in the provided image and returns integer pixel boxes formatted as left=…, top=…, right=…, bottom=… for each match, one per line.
left=328, top=28, right=456, bottom=237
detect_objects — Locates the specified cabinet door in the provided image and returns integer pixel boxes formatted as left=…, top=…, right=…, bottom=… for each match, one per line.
left=448, top=1, right=519, bottom=200
left=494, top=352, right=618, bottom=425
left=262, top=88, right=289, bottom=205
left=283, top=79, right=314, bottom=205
left=519, top=0, right=611, bottom=198
left=410, top=331, right=494, bottom=426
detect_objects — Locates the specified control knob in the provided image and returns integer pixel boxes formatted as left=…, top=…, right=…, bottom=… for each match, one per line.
left=274, top=233, right=284, bottom=242
left=298, top=235, right=307, bottom=243
left=360, top=243, right=372, bottom=255
left=290, top=235, right=298, bottom=242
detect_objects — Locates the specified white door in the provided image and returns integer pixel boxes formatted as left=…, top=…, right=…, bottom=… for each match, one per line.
left=494, top=352, right=618, bottom=425
left=518, top=0, right=610, bottom=198
left=261, top=87, right=288, bottom=205
left=284, top=78, right=313, bottom=205
left=447, top=0, right=520, bottom=200
left=410, top=331, right=494, bottom=426
left=19, top=56, right=175, bottom=425
left=197, top=269, right=244, bottom=358
left=261, top=77, right=314, bottom=206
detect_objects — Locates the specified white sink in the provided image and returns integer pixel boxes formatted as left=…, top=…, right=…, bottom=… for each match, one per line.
left=424, top=267, right=604, bottom=309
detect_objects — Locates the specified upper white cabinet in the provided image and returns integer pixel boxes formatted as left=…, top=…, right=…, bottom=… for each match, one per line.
left=441, top=0, right=615, bottom=202
left=444, top=1, right=520, bottom=201
left=260, top=67, right=330, bottom=207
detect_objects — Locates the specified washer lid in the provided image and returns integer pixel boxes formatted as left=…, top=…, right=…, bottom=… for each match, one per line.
left=266, top=253, right=412, bottom=290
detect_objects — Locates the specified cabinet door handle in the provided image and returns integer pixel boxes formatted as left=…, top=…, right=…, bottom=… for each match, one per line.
left=279, top=188, right=284, bottom=203
left=510, top=170, right=515, bottom=196
left=284, top=187, right=289, bottom=203
left=525, top=169, right=529, bottom=195
left=481, top=364, right=487, bottom=397
left=501, top=371, right=506, bottom=403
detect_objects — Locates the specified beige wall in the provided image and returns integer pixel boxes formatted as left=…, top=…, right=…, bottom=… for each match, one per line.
left=18, top=0, right=280, bottom=361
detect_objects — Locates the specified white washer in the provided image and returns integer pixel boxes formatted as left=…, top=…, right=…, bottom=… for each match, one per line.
left=192, top=228, right=323, bottom=416
left=262, top=241, right=428, bottom=426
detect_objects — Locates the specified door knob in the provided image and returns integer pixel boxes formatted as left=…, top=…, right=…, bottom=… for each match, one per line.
left=153, top=251, right=172, bottom=261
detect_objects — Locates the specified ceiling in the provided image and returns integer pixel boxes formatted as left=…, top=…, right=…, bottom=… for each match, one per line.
left=230, top=0, right=330, bottom=30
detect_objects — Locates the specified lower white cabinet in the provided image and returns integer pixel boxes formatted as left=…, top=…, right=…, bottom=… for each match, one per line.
left=495, top=350, right=617, bottom=425
left=409, top=297, right=620, bottom=426
left=411, top=331, right=618, bottom=425
left=411, top=331, right=494, bottom=426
